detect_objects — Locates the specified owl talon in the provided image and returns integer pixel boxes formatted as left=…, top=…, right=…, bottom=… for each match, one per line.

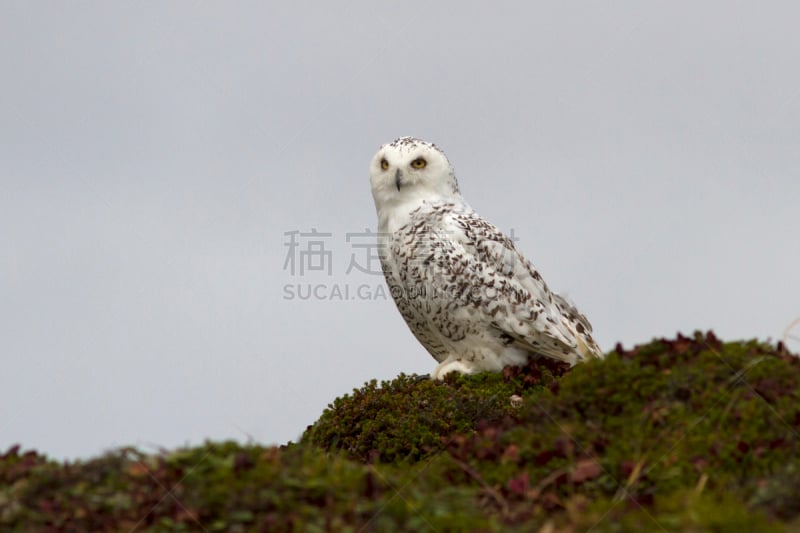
left=431, top=359, right=476, bottom=381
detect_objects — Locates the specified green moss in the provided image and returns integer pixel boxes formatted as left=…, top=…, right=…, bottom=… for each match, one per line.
left=303, top=357, right=569, bottom=464
left=2, top=332, right=799, bottom=531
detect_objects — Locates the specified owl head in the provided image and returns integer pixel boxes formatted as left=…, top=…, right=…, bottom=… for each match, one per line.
left=369, top=137, right=461, bottom=212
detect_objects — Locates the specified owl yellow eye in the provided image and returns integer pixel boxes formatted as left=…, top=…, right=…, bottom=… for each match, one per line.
left=380, top=158, right=389, bottom=170
left=411, top=158, right=427, bottom=169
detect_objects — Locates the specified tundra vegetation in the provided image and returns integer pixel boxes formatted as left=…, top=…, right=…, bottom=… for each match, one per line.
left=3, top=332, right=799, bottom=531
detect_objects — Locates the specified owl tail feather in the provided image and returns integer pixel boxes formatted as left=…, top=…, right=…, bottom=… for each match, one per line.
left=576, top=335, right=603, bottom=360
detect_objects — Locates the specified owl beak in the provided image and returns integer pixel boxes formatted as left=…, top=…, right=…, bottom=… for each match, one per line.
left=394, top=169, right=403, bottom=191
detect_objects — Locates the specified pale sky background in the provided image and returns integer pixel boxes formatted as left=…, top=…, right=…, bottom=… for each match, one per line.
left=2, top=2, right=798, bottom=460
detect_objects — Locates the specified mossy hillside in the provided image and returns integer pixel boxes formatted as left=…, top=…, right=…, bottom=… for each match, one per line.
left=302, top=332, right=800, bottom=528
left=2, top=333, right=800, bottom=531
left=303, top=356, right=569, bottom=463
left=1, top=441, right=496, bottom=531
left=434, top=333, right=800, bottom=527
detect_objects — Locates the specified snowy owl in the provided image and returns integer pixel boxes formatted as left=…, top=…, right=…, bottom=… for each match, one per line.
left=369, top=137, right=603, bottom=380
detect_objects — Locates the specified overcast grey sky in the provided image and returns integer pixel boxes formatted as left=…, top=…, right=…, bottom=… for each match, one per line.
left=2, top=2, right=798, bottom=460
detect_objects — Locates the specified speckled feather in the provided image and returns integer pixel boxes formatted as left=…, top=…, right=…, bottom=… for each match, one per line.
left=370, top=137, right=602, bottom=379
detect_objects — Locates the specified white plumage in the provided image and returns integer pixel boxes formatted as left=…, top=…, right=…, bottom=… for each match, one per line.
left=370, top=137, right=602, bottom=379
